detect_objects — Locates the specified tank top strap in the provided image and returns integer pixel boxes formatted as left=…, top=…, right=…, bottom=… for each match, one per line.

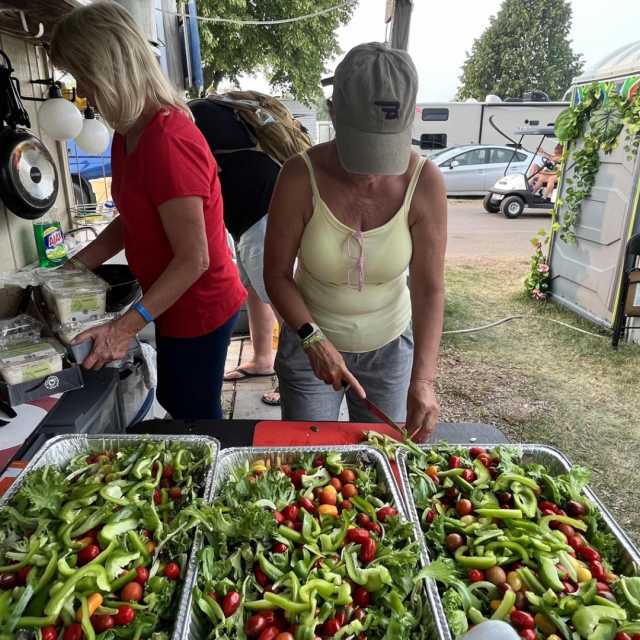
left=402, top=156, right=427, bottom=213
left=300, top=151, right=321, bottom=206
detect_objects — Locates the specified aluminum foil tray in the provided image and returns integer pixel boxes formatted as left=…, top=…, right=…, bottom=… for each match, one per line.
left=397, top=443, right=640, bottom=640
left=0, top=433, right=219, bottom=640
left=181, top=445, right=426, bottom=640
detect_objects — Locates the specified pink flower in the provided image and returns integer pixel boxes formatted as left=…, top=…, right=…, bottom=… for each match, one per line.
left=532, top=289, right=547, bottom=301
left=537, top=263, right=550, bottom=274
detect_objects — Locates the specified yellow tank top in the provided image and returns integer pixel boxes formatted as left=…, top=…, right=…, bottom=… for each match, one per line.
left=296, top=152, right=426, bottom=353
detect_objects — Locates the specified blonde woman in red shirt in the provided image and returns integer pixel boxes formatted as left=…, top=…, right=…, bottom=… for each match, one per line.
left=50, top=2, right=246, bottom=420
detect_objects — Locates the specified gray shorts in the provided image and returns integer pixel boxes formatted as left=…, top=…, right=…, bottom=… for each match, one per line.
left=275, top=325, right=414, bottom=422
left=236, top=216, right=270, bottom=304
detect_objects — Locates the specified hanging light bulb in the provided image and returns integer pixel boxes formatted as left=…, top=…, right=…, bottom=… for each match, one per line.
left=75, top=106, right=111, bottom=155
left=38, top=83, right=83, bottom=141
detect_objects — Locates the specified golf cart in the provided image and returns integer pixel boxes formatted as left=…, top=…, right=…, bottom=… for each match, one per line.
left=483, top=122, right=559, bottom=219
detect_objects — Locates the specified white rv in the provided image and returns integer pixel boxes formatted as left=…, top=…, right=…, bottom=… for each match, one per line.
left=412, top=98, right=567, bottom=155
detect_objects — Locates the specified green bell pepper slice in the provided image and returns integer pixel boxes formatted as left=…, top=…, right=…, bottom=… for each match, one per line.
left=486, top=540, right=530, bottom=564
left=44, top=565, right=111, bottom=618
left=491, top=589, right=516, bottom=621
left=538, top=556, right=565, bottom=592
left=494, top=473, right=540, bottom=493
left=264, top=592, right=311, bottom=614
left=79, top=596, right=96, bottom=640
left=475, top=508, right=523, bottom=520
left=454, top=546, right=497, bottom=569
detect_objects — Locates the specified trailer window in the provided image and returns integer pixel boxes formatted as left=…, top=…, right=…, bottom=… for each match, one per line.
left=421, top=108, right=449, bottom=121
left=420, top=133, right=447, bottom=150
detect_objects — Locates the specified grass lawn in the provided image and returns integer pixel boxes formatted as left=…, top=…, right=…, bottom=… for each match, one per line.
left=439, top=256, right=640, bottom=545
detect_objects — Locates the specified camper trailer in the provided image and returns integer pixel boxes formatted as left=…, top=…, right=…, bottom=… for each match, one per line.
left=412, top=98, right=567, bottom=155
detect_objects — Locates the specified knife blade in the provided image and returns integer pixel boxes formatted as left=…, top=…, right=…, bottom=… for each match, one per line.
left=362, top=397, right=407, bottom=438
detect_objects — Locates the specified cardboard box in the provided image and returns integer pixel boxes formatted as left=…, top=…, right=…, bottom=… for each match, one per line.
left=625, top=270, right=640, bottom=317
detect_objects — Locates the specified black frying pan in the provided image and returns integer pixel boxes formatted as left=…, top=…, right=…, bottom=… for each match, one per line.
left=0, top=127, right=59, bottom=219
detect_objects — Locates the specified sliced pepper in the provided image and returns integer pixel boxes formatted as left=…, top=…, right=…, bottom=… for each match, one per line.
left=538, top=556, right=565, bottom=592
left=454, top=546, right=497, bottom=569
left=491, top=588, right=516, bottom=621
left=44, top=565, right=110, bottom=618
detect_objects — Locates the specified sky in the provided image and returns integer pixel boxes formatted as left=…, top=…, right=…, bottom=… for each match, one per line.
left=235, top=0, right=640, bottom=103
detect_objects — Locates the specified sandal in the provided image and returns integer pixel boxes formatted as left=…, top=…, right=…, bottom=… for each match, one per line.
left=261, top=386, right=280, bottom=406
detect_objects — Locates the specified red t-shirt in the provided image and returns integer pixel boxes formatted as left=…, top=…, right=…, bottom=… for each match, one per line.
left=111, top=108, right=246, bottom=338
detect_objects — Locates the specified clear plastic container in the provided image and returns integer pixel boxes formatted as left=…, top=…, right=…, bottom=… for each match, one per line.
left=44, top=277, right=108, bottom=324
left=0, top=339, right=64, bottom=385
left=57, top=315, right=116, bottom=365
left=0, top=315, right=43, bottom=348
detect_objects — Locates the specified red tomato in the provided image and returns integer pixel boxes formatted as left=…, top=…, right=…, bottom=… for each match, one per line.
left=280, top=464, right=292, bottom=476
left=63, top=624, right=83, bottom=640
left=567, top=534, right=584, bottom=549
left=589, top=561, right=606, bottom=581
left=340, top=469, right=356, bottom=484
left=366, top=521, right=382, bottom=536
left=342, top=484, right=358, bottom=499
left=282, top=505, right=300, bottom=522
left=169, top=486, right=182, bottom=500
left=359, top=538, right=377, bottom=564
left=558, top=524, right=575, bottom=538
left=565, top=500, right=586, bottom=518
left=114, top=605, right=136, bottom=626
left=461, top=469, right=476, bottom=483
left=467, top=569, right=485, bottom=583
left=313, top=455, right=325, bottom=467
left=273, top=511, right=285, bottom=524
left=356, top=513, right=371, bottom=528
left=120, top=581, right=143, bottom=602
left=476, top=454, right=492, bottom=468
left=319, top=488, right=337, bottom=507
left=272, top=542, right=288, bottom=554
left=510, top=610, right=535, bottom=630
left=578, top=547, right=601, bottom=563
left=456, top=499, right=473, bottom=517
left=42, top=626, right=57, bottom=640
left=274, top=634, right=294, bottom=640
left=538, top=500, right=561, bottom=514
left=254, top=565, right=270, bottom=588
left=329, top=478, right=342, bottom=492
left=222, top=591, right=241, bottom=617
left=134, top=566, right=149, bottom=585
left=353, top=587, right=370, bottom=608
left=246, top=613, right=268, bottom=637
left=153, top=489, right=162, bottom=505
left=596, top=581, right=611, bottom=593
left=77, top=544, right=100, bottom=567
left=91, top=615, right=114, bottom=633
left=352, top=607, right=366, bottom=622
left=615, top=633, right=632, bottom=640
left=341, top=499, right=353, bottom=511
left=376, top=506, right=397, bottom=522
left=17, top=565, right=32, bottom=585
left=563, top=581, right=577, bottom=593
left=0, top=573, right=16, bottom=590
left=162, top=464, right=174, bottom=479
left=448, top=456, right=462, bottom=469
left=322, top=618, right=342, bottom=636
left=346, top=528, right=370, bottom=545
left=424, top=509, right=437, bottom=525
left=488, top=466, right=499, bottom=478
left=519, top=630, right=536, bottom=640
left=290, top=470, right=305, bottom=489
left=297, top=497, right=316, bottom=514
left=469, top=447, right=486, bottom=458
left=257, top=628, right=280, bottom=640
left=163, top=562, right=180, bottom=581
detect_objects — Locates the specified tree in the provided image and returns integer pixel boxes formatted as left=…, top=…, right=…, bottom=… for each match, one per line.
left=456, top=0, right=583, bottom=101
left=198, top=0, right=357, bottom=104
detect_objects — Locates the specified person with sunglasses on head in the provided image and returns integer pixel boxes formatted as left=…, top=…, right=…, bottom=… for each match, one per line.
left=264, top=43, right=447, bottom=441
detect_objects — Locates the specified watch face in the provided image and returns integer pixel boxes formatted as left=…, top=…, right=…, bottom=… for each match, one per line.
left=298, top=323, right=314, bottom=340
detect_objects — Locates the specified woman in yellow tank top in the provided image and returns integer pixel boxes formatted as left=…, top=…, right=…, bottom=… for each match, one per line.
left=264, top=43, right=447, bottom=440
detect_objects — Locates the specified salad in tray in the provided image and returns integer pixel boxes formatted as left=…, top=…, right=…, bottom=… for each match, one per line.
left=176, top=451, right=428, bottom=639
left=0, top=440, right=212, bottom=640
left=405, top=445, right=640, bottom=640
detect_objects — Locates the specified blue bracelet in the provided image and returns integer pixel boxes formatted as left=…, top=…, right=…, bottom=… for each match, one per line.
left=132, top=302, right=154, bottom=324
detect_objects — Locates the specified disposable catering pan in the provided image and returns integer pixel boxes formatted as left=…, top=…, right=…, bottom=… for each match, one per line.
left=397, top=443, right=640, bottom=640
left=180, top=445, right=430, bottom=640
left=0, top=433, right=220, bottom=640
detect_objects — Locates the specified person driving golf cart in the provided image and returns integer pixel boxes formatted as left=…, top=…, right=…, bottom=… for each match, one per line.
left=529, top=143, right=563, bottom=199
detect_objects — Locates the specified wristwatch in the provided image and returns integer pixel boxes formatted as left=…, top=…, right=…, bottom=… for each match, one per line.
left=297, top=322, right=320, bottom=341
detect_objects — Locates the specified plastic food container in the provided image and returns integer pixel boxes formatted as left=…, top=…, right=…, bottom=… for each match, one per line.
left=0, top=339, right=64, bottom=384
left=0, top=314, right=43, bottom=347
left=57, top=315, right=115, bottom=364
left=44, top=277, right=108, bottom=324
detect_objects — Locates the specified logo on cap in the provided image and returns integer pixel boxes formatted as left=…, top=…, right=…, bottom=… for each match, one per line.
left=374, top=101, right=401, bottom=120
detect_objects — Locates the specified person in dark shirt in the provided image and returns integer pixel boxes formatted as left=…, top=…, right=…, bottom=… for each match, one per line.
left=190, top=98, right=280, bottom=404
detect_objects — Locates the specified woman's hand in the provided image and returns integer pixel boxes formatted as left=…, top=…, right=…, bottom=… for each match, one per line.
left=406, top=380, right=440, bottom=442
left=305, top=339, right=366, bottom=399
left=74, top=319, right=136, bottom=369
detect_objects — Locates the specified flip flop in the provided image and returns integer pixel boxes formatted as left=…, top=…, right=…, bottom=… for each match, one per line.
left=261, top=386, right=280, bottom=406
left=224, top=367, right=276, bottom=382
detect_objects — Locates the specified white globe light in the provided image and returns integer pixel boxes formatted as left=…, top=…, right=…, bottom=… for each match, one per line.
left=76, top=116, right=111, bottom=154
left=39, top=97, right=83, bottom=140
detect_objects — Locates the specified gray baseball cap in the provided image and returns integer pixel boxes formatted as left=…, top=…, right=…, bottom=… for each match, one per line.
left=332, top=42, right=418, bottom=175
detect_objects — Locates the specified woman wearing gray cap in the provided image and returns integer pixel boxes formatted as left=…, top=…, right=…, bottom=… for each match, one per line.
left=264, top=43, right=446, bottom=440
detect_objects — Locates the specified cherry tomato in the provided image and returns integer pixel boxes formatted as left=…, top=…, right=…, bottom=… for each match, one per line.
left=169, top=486, right=182, bottom=500
left=42, top=626, right=57, bottom=640
left=565, top=500, right=586, bottom=518
left=469, top=447, right=486, bottom=458
left=0, top=573, right=16, bottom=590
left=342, top=484, right=358, bottom=499
left=297, top=497, right=316, bottom=514
left=497, top=492, right=513, bottom=506
left=257, top=628, right=280, bottom=640
left=446, top=533, right=465, bottom=552
left=322, top=617, right=342, bottom=636
left=426, top=465, right=440, bottom=481
left=346, top=528, right=370, bottom=545
left=488, top=466, right=499, bottom=478
left=352, top=606, right=366, bottom=622
left=329, top=477, right=342, bottom=491
left=538, top=500, right=561, bottom=514
left=353, top=587, right=370, bottom=608
left=341, top=499, right=353, bottom=511
left=340, top=469, right=356, bottom=484
left=313, top=455, right=325, bottom=467
left=282, top=505, right=300, bottom=522
left=63, top=624, right=83, bottom=640
left=134, top=567, right=149, bottom=585
left=424, top=509, right=437, bottom=525
left=163, top=562, right=180, bottom=581
left=376, top=506, right=397, bottom=522
left=114, top=605, right=136, bottom=626
left=274, top=634, right=294, bottom=640
left=615, top=633, right=632, bottom=640
left=519, top=630, right=536, bottom=640
left=567, top=534, right=584, bottom=549
left=290, top=469, right=305, bottom=489
left=366, top=521, right=382, bottom=536
left=467, top=569, right=485, bottom=583
left=254, top=565, right=270, bottom=588
left=273, top=511, right=284, bottom=524
left=456, top=499, right=473, bottom=517
left=563, top=581, right=577, bottom=593
left=91, top=615, right=114, bottom=633
left=578, top=547, right=601, bottom=563
left=319, top=488, right=337, bottom=507
left=280, top=464, right=292, bottom=476
left=246, top=613, right=269, bottom=637
left=17, top=565, right=32, bottom=585
left=359, top=538, right=377, bottom=564
left=77, top=544, right=100, bottom=566
left=222, top=591, right=241, bottom=617
left=596, top=581, right=611, bottom=593
left=461, top=469, right=476, bottom=483
left=476, top=453, right=492, bottom=468
left=558, top=524, right=575, bottom=538
left=448, top=455, right=462, bottom=469
left=510, top=610, right=535, bottom=630
left=272, top=542, right=288, bottom=554
left=161, top=464, right=174, bottom=479
left=356, top=513, right=371, bottom=528
left=120, top=582, right=143, bottom=602
left=153, top=489, right=162, bottom=505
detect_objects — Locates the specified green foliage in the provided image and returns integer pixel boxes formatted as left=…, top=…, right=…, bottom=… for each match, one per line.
left=197, top=0, right=357, bottom=104
left=457, top=0, right=583, bottom=101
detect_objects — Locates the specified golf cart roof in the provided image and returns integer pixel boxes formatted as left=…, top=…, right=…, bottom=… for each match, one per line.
left=514, top=125, right=556, bottom=136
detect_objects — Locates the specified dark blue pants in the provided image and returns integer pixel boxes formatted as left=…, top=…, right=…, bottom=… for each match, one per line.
left=155, top=312, right=237, bottom=421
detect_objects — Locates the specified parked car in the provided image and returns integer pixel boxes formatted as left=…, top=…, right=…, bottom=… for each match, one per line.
left=430, top=144, right=533, bottom=196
